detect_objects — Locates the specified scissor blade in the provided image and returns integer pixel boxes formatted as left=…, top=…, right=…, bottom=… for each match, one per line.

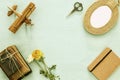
left=67, top=9, right=76, bottom=17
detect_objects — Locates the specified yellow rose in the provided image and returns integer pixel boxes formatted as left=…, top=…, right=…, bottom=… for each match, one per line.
left=32, top=50, right=43, bottom=60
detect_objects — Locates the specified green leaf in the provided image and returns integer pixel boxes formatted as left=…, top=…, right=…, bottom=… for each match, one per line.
left=49, top=65, right=56, bottom=71
left=40, top=70, right=45, bottom=74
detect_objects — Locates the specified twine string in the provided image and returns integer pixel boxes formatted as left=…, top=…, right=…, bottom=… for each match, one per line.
left=0, top=49, right=23, bottom=77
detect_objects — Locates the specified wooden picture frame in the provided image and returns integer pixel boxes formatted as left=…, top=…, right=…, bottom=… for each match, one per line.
left=84, top=0, right=119, bottom=35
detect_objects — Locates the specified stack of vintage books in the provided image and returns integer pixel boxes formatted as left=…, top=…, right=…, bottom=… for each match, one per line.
left=0, top=45, right=31, bottom=80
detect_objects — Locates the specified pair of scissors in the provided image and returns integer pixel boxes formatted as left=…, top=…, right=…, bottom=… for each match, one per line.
left=67, top=2, right=83, bottom=17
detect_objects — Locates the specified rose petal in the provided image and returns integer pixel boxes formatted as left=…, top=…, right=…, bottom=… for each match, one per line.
left=27, top=54, right=34, bottom=63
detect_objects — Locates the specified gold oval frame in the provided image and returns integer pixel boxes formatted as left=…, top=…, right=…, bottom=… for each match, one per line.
left=84, top=0, right=119, bottom=35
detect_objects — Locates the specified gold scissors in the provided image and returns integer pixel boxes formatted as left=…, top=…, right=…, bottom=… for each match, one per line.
left=68, top=2, right=83, bottom=17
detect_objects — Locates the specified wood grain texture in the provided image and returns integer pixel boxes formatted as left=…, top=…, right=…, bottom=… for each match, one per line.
left=84, top=0, right=118, bottom=35
left=88, top=48, right=120, bottom=80
left=0, top=45, right=31, bottom=80
left=9, top=2, right=35, bottom=33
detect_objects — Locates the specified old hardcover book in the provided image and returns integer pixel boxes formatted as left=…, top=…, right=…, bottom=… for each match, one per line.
left=0, top=45, right=31, bottom=80
left=88, top=48, right=120, bottom=80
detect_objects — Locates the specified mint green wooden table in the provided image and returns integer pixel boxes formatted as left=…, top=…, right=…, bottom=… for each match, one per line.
left=0, top=0, right=120, bottom=80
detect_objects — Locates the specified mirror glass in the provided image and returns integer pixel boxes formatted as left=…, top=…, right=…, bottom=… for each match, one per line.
left=90, top=6, right=112, bottom=28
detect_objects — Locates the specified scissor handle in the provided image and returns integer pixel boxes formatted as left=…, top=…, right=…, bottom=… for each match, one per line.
left=74, top=2, right=83, bottom=11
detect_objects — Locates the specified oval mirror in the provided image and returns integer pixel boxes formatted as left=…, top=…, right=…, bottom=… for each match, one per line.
left=84, top=0, right=119, bottom=35
left=90, top=6, right=112, bottom=28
